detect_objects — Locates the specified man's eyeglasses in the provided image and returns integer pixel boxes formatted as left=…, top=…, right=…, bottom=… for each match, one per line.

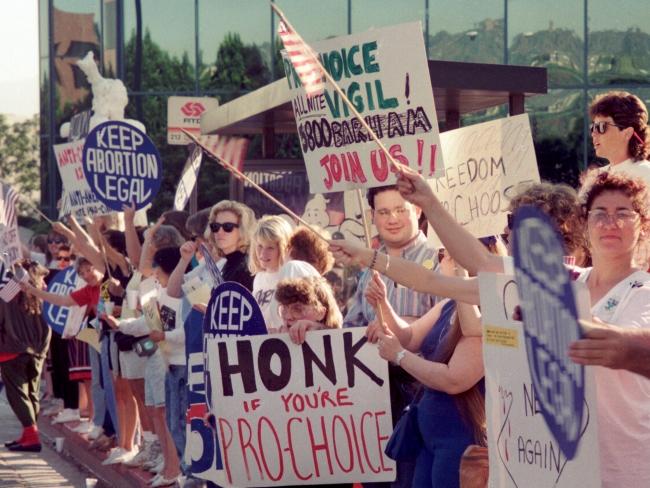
left=209, top=222, right=239, bottom=233
left=589, top=121, right=622, bottom=134
left=375, top=206, right=409, bottom=219
left=57, top=255, right=72, bottom=262
left=48, top=238, right=65, bottom=244
left=587, top=209, right=639, bottom=228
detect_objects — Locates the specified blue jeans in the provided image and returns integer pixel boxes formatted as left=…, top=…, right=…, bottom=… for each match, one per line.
left=89, top=347, right=105, bottom=427
left=100, top=335, right=119, bottom=434
left=165, top=364, right=188, bottom=459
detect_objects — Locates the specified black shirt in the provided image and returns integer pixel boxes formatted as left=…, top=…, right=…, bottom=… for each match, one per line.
left=221, top=250, right=254, bottom=291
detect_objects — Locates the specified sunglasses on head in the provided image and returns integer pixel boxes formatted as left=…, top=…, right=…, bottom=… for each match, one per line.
left=209, top=222, right=239, bottom=233
left=48, top=237, right=65, bottom=244
left=589, top=121, right=622, bottom=134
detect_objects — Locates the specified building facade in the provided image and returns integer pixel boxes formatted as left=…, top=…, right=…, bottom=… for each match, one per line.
left=39, top=0, right=650, bottom=217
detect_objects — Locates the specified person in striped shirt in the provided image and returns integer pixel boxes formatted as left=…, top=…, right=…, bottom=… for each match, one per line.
left=342, top=184, right=438, bottom=488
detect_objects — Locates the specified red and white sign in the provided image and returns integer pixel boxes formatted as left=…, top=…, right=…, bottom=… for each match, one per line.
left=167, top=96, right=219, bottom=145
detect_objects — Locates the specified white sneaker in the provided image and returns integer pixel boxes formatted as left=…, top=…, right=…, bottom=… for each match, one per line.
left=102, top=447, right=127, bottom=465
left=124, top=441, right=156, bottom=467
left=71, top=421, right=94, bottom=434
left=143, top=452, right=163, bottom=470
left=151, top=475, right=179, bottom=487
left=111, top=448, right=139, bottom=465
left=148, top=473, right=162, bottom=486
left=42, top=401, right=64, bottom=417
left=52, top=408, right=80, bottom=424
left=87, top=425, right=103, bottom=440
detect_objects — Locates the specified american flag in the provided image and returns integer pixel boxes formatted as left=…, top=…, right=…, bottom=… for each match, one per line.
left=278, top=21, right=325, bottom=98
left=0, top=181, right=18, bottom=229
left=0, top=261, right=28, bottom=303
left=196, top=135, right=249, bottom=173
left=199, top=243, right=224, bottom=287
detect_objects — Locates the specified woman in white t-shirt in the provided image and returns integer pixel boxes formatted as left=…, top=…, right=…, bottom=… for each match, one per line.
left=248, top=216, right=293, bottom=330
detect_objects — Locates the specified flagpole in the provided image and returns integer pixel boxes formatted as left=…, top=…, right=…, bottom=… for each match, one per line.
left=273, top=3, right=393, bottom=325
left=271, top=2, right=403, bottom=174
left=182, top=130, right=330, bottom=244
left=0, top=179, right=55, bottom=225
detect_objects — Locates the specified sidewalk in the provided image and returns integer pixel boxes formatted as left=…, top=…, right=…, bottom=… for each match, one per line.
left=0, top=389, right=88, bottom=488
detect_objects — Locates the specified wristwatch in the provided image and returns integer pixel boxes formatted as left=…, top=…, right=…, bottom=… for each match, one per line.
left=395, top=349, right=406, bottom=366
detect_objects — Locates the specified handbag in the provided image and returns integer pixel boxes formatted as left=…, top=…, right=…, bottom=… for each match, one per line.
left=133, top=336, right=158, bottom=357
left=114, top=332, right=146, bottom=352
left=384, top=387, right=424, bottom=462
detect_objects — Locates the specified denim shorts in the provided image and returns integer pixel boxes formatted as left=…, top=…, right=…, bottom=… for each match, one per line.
left=144, top=350, right=167, bottom=407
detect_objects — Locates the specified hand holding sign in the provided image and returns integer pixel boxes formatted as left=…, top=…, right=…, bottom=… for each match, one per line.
left=512, top=205, right=585, bottom=460
left=395, top=164, right=436, bottom=209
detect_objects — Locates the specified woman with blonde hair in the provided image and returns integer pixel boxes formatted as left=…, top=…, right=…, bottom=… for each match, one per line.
left=275, top=276, right=342, bottom=345
left=203, top=200, right=257, bottom=290
left=249, top=216, right=293, bottom=327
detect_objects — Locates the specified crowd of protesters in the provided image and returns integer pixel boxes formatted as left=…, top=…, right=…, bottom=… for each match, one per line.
left=1, top=90, right=649, bottom=488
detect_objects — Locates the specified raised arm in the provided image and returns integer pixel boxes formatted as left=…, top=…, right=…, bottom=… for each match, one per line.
left=20, top=282, right=76, bottom=307
left=123, top=202, right=142, bottom=268
left=395, top=165, right=505, bottom=274
left=330, top=239, right=480, bottom=305
left=139, top=217, right=165, bottom=278
left=59, top=217, right=105, bottom=275
left=167, top=241, right=196, bottom=298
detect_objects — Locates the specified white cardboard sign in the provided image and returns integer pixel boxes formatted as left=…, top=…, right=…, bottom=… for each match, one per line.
left=283, top=22, right=443, bottom=194
left=478, top=272, right=600, bottom=488
left=206, top=328, right=395, bottom=486
left=428, top=114, right=540, bottom=247
left=54, top=139, right=111, bottom=219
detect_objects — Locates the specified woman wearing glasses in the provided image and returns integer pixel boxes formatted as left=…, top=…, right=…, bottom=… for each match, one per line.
left=589, top=91, right=650, bottom=183
left=204, top=200, right=257, bottom=291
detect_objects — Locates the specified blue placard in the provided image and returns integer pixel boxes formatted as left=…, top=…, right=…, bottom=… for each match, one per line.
left=43, top=266, right=84, bottom=335
left=82, top=120, right=162, bottom=211
left=512, top=205, right=585, bottom=460
left=189, top=282, right=266, bottom=481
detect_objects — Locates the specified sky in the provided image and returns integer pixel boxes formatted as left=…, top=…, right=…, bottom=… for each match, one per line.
left=0, top=1, right=39, bottom=117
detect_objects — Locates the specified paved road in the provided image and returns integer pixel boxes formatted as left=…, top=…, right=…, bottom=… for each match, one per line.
left=0, top=385, right=90, bottom=488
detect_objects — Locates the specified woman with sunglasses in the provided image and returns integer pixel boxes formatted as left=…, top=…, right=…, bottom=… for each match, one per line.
left=204, top=200, right=257, bottom=291
left=589, top=91, right=650, bottom=183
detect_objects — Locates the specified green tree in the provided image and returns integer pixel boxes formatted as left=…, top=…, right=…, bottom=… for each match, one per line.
left=0, top=115, right=40, bottom=216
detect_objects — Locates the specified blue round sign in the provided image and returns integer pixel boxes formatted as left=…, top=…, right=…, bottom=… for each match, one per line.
left=43, top=266, right=85, bottom=335
left=82, top=120, right=162, bottom=211
left=512, top=205, right=585, bottom=460
left=202, top=281, right=267, bottom=412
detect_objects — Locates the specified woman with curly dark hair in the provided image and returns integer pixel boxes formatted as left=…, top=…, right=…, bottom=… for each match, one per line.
left=0, top=260, right=51, bottom=452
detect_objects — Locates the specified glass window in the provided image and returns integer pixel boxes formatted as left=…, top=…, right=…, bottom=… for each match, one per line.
left=508, top=0, right=583, bottom=87
left=428, top=0, right=504, bottom=64
left=351, top=0, right=425, bottom=34
left=526, top=89, right=584, bottom=186
left=199, top=0, right=272, bottom=96
left=52, top=0, right=101, bottom=133
left=588, top=0, right=650, bottom=84
left=123, top=0, right=196, bottom=92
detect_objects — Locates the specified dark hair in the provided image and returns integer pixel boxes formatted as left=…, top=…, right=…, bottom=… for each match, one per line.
left=287, top=227, right=334, bottom=274
left=509, top=182, right=583, bottom=254
left=13, top=260, right=49, bottom=314
left=366, top=185, right=399, bottom=210
left=185, top=208, right=211, bottom=239
left=162, top=210, right=191, bottom=241
left=590, top=91, right=649, bottom=160
left=75, top=256, right=93, bottom=273
left=30, top=234, right=48, bottom=254
left=152, top=246, right=182, bottom=275
left=103, top=229, right=127, bottom=255
left=581, top=171, right=650, bottom=232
